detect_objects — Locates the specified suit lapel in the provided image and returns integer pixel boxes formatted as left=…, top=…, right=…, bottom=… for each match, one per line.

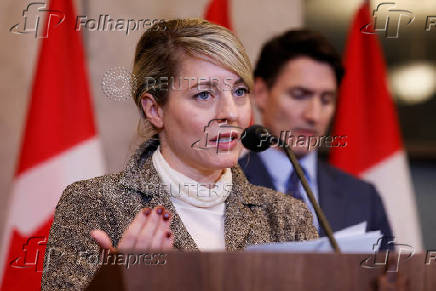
left=239, top=151, right=276, bottom=190
left=317, top=160, right=346, bottom=237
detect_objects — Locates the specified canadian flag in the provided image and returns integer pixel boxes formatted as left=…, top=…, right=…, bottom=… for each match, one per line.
left=330, top=3, right=423, bottom=250
left=204, top=0, right=233, bottom=30
left=0, top=0, right=105, bottom=289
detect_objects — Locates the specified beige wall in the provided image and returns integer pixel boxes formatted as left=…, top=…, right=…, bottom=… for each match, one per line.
left=0, top=0, right=302, bottom=243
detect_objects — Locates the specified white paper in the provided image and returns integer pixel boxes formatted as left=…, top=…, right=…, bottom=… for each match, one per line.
left=246, top=221, right=382, bottom=253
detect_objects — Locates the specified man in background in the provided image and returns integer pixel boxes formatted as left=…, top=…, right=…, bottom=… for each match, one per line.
left=239, top=30, right=393, bottom=249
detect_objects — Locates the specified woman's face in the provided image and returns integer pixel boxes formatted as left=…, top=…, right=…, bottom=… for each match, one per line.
left=156, top=54, right=252, bottom=177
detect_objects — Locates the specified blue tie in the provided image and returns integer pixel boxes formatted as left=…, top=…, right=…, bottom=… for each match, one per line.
left=285, top=170, right=304, bottom=201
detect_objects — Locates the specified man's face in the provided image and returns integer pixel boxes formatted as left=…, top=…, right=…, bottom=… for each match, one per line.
left=255, top=56, right=337, bottom=157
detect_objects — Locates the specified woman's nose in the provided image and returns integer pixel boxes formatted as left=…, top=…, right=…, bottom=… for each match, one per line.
left=215, top=91, right=238, bottom=123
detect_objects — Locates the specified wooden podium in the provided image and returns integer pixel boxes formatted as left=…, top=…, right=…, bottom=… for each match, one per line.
left=86, top=252, right=436, bottom=291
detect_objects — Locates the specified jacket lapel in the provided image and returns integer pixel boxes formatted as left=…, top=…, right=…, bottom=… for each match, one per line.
left=317, top=161, right=346, bottom=237
left=239, top=151, right=276, bottom=190
left=118, top=139, right=198, bottom=251
left=224, top=166, right=264, bottom=251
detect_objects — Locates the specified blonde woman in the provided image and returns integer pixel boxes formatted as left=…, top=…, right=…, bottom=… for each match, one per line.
left=41, top=18, right=318, bottom=290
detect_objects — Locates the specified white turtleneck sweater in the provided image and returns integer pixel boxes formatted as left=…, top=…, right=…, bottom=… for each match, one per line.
left=151, top=147, right=232, bottom=251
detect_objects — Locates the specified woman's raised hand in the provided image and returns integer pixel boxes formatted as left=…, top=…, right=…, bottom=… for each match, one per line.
left=90, top=206, right=173, bottom=252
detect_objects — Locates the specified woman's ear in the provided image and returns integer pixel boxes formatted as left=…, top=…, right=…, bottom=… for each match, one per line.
left=253, top=77, right=268, bottom=112
left=141, top=93, right=164, bottom=129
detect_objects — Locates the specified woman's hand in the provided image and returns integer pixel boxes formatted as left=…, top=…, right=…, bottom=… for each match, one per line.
left=90, top=206, right=173, bottom=252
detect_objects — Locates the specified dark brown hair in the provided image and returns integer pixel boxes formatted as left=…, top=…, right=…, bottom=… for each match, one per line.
left=254, top=29, right=344, bottom=88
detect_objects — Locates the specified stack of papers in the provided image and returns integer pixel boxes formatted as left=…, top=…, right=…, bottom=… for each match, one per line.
left=246, top=222, right=382, bottom=253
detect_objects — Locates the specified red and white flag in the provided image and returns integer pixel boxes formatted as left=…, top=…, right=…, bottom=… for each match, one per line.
left=204, top=0, right=233, bottom=30
left=0, top=0, right=105, bottom=289
left=330, top=2, right=422, bottom=250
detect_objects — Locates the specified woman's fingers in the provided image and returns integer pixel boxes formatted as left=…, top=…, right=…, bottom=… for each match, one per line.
left=150, top=210, right=172, bottom=250
left=135, top=206, right=165, bottom=249
left=99, top=206, right=174, bottom=252
left=161, top=231, right=174, bottom=250
left=117, top=208, right=150, bottom=251
left=90, top=230, right=116, bottom=252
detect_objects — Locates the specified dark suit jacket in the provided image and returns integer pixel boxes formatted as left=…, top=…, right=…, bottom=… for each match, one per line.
left=239, top=151, right=393, bottom=249
left=41, top=139, right=317, bottom=290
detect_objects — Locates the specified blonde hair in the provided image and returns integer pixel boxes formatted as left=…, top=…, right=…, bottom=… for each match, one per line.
left=132, top=18, right=253, bottom=138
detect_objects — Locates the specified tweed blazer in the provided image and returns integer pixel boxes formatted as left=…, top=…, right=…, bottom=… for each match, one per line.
left=41, top=138, right=318, bottom=290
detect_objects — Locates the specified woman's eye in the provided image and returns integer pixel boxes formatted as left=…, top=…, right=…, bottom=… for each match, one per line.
left=234, top=87, right=248, bottom=97
left=194, top=91, right=211, bottom=100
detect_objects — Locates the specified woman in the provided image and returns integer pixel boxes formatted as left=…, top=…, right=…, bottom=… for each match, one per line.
left=41, top=18, right=318, bottom=290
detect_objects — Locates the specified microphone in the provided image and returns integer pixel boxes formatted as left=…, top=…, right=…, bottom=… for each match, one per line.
left=241, top=125, right=341, bottom=253
left=240, top=125, right=274, bottom=152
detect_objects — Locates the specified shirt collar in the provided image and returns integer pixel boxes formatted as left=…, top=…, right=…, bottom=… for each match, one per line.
left=258, top=148, right=317, bottom=185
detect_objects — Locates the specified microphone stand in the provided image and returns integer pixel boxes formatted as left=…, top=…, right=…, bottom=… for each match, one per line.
left=282, top=142, right=341, bottom=253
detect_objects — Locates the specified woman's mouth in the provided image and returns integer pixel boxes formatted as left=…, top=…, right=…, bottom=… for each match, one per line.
left=209, top=132, right=239, bottom=151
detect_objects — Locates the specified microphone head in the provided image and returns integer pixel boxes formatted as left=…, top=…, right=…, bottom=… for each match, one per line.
left=241, top=125, right=274, bottom=152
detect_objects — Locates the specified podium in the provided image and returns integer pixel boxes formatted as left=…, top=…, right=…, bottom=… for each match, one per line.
left=86, top=252, right=436, bottom=291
